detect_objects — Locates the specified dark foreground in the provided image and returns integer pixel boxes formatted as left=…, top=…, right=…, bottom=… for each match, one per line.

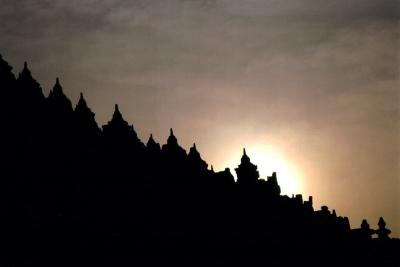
left=0, top=55, right=398, bottom=265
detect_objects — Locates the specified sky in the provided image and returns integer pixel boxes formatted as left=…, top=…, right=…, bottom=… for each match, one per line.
left=0, top=0, right=399, bottom=236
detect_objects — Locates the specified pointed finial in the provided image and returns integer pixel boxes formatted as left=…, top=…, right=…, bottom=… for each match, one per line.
left=115, top=104, right=119, bottom=112
left=193, top=143, right=196, bottom=149
left=51, top=77, right=64, bottom=94
left=76, top=92, right=86, bottom=107
left=243, top=148, right=247, bottom=155
left=24, top=61, right=28, bottom=69
left=166, top=128, right=178, bottom=145
left=75, top=91, right=90, bottom=112
left=361, top=219, right=369, bottom=229
left=147, top=133, right=159, bottom=146
left=378, top=217, right=386, bottom=228
left=54, top=77, right=61, bottom=89
left=211, top=165, right=214, bottom=172
left=147, top=133, right=159, bottom=149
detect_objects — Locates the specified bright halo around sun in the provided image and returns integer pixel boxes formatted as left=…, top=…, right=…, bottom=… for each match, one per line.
left=223, top=145, right=302, bottom=196
left=248, top=146, right=302, bottom=196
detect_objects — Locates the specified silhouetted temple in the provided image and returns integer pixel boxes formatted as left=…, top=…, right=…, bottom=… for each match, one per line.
left=235, top=148, right=259, bottom=185
left=0, top=55, right=398, bottom=265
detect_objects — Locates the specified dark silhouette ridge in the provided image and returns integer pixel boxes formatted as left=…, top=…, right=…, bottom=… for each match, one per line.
left=0, top=56, right=398, bottom=265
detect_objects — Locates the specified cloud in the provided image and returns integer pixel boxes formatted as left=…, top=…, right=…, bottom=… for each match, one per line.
left=0, top=0, right=398, bottom=235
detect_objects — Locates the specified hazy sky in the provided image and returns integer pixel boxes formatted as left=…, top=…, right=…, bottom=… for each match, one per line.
left=1, top=0, right=399, bottom=236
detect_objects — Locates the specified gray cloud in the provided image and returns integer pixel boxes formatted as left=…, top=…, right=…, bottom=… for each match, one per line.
left=0, top=0, right=398, bottom=235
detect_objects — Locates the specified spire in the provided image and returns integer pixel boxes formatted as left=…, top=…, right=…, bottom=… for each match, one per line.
left=235, top=147, right=259, bottom=184
left=102, top=103, right=142, bottom=146
left=147, top=133, right=156, bottom=146
left=378, top=217, right=386, bottom=228
left=361, top=219, right=369, bottom=230
left=110, top=104, right=122, bottom=121
left=77, top=92, right=87, bottom=107
left=147, top=133, right=161, bottom=152
left=162, top=127, right=186, bottom=158
left=75, top=92, right=95, bottom=117
left=16, top=61, right=45, bottom=102
left=360, top=219, right=374, bottom=240
left=111, top=104, right=124, bottom=122
left=190, top=143, right=198, bottom=154
left=19, top=61, right=32, bottom=78
left=376, top=217, right=391, bottom=240
left=52, top=77, right=64, bottom=95
left=167, top=128, right=178, bottom=145
left=47, top=77, right=73, bottom=114
left=189, top=143, right=200, bottom=157
left=240, top=147, right=251, bottom=164
left=74, top=92, right=99, bottom=134
left=188, top=142, right=208, bottom=171
left=211, top=165, right=215, bottom=172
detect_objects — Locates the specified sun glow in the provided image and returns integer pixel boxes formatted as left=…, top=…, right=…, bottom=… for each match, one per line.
left=222, top=144, right=302, bottom=196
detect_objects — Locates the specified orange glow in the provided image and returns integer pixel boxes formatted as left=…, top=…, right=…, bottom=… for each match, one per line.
left=222, top=144, right=302, bottom=196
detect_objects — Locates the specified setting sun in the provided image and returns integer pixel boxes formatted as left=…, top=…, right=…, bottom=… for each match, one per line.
left=222, top=144, right=302, bottom=196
